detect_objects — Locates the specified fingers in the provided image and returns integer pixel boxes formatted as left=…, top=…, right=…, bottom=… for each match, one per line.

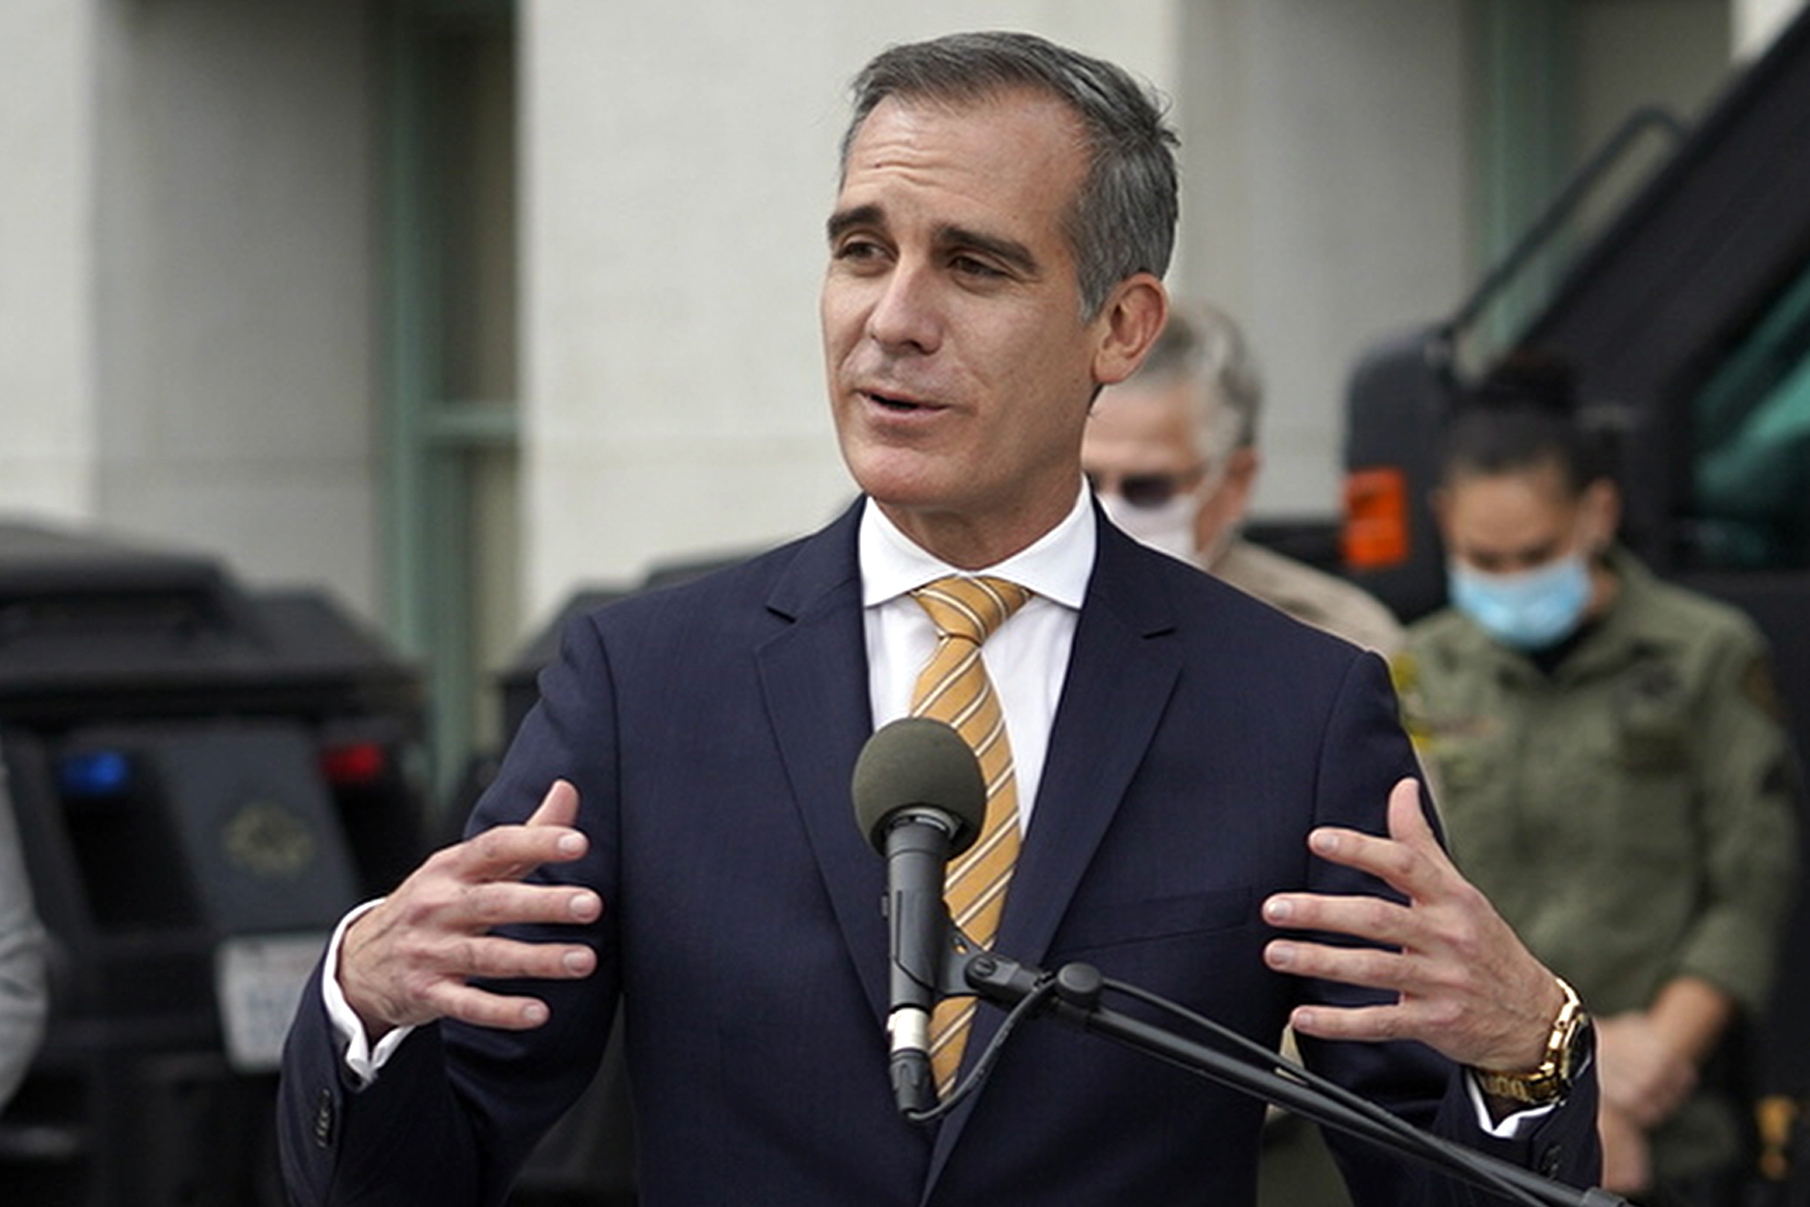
left=437, top=879, right=603, bottom=931
left=1263, top=889, right=1415, bottom=951
left=526, top=778, right=581, bottom=828
left=1384, top=776, right=1439, bottom=850
left=458, top=779, right=590, bottom=883
left=337, top=779, right=602, bottom=1035
left=1262, top=775, right=1565, bottom=1069
left=1264, top=930, right=1411, bottom=997
left=431, top=985, right=556, bottom=1031
left=1286, top=1001, right=1413, bottom=1045
left=417, top=935, right=599, bottom=1032
left=1296, top=778, right=1448, bottom=898
left=1263, top=776, right=1485, bottom=954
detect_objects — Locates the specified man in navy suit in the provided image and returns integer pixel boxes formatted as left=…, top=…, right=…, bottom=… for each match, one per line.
left=280, top=31, right=1601, bottom=1206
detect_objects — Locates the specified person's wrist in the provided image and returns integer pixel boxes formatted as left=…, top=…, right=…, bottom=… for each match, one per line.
left=1473, top=976, right=1593, bottom=1107
left=337, top=906, right=403, bottom=1040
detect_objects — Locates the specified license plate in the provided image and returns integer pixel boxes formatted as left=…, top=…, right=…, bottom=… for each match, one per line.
left=215, top=933, right=329, bottom=1073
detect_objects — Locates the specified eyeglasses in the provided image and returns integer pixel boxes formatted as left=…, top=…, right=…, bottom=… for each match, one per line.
left=1085, top=467, right=1205, bottom=509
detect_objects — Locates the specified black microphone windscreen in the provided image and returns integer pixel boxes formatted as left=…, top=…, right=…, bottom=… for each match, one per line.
left=851, top=717, right=988, bottom=857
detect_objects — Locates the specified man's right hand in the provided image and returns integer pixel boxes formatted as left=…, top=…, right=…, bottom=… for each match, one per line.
left=338, top=779, right=602, bottom=1040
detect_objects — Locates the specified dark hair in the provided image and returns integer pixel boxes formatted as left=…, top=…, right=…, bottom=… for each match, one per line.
left=1435, top=354, right=1612, bottom=496
left=841, top=31, right=1179, bottom=321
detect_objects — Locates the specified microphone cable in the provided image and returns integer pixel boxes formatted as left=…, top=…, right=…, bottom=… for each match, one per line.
left=901, top=975, right=1060, bottom=1125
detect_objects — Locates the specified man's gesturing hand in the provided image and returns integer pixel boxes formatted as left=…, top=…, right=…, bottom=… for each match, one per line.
left=338, top=779, right=601, bottom=1040
left=1261, top=777, right=1564, bottom=1073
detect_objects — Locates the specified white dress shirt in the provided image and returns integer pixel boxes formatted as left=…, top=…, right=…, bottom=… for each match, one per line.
left=859, top=484, right=1095, bottom=826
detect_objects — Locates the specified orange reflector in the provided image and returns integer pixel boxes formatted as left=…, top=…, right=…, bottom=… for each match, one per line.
left=1342, top=467, right=1410, bottom=570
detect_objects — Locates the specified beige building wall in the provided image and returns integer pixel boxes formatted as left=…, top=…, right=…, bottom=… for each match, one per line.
left=518, top=0, right=1181, bottom=620
left=1, top=1, right=101, bottom=518
left=2, top=0, right=382, bottom=620
left=90, top=0, right=382, bottom=615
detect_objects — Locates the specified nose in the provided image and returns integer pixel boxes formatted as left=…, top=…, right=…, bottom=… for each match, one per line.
left=865, top=259, right=941, bottom=355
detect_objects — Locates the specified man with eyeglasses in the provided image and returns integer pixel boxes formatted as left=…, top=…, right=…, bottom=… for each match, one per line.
left=1084, top=305, right=1403, bottom=655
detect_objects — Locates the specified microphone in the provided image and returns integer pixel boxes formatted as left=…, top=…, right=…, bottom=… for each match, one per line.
left=852, top=717, right=988, bottom=1115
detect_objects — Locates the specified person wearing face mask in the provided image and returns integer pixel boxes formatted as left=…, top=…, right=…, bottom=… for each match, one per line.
left=1083, top=305, right=1404, bottom=656
left=1397, top=361, right=1801, bottom=1207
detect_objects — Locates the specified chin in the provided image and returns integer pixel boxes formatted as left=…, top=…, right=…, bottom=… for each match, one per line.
left=840, top=440, right=942, bottom=505
left=853, top=472, right=950, bottom=514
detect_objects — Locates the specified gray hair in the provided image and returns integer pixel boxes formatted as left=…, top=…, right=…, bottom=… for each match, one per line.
left=840, top=31, right=1179, bottom=321
left=1133, top=305, right=1264, bottom=459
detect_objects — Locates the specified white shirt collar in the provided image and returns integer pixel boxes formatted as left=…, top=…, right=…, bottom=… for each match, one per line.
left=858, top=482, right=1096, bottom=611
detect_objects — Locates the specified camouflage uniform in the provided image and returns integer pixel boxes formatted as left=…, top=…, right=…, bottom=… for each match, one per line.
left=1398, top=547, right=1799, bottom=1184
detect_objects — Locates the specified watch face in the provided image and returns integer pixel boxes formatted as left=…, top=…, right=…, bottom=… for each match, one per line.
left=1560, top=1015, right=1595, bottom=1086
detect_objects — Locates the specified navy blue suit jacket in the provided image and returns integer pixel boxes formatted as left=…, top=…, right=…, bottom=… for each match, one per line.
left=279, top=502, right=1599, bottom=1205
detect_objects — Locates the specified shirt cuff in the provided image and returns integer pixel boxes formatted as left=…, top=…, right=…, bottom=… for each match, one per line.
left=322, top=899, right=417, bottom=1087
left=1464, top=1069, right=1558, bottom=1138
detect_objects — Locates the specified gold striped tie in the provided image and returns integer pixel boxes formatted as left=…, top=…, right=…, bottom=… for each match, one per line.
left=907, top=574, right=1033, bottom=1097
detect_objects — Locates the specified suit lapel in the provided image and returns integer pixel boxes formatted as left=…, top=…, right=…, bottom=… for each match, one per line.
left=754, top=503, right=891, bottom=1026
left=1001, top=517, right=1182, bottom=963
left=922, top=513, right=1184, bottom=1198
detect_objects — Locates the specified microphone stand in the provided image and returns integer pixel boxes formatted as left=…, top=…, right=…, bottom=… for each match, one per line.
left=941, top=945, right=1628, bottom=1207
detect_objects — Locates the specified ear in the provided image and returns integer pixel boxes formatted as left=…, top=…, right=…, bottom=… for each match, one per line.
left=1195, top=446, right=1260, bottom=551
left=1090, top=275, right=1169, bottom=387
left=1579, top=478, right=1621, bottom=553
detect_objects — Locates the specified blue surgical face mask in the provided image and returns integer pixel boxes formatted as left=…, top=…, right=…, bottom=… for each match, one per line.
left=1447, top=553, right=1593, bottom=651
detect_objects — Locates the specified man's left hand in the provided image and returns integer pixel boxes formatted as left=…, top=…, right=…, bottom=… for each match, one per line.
left=1260, top=777, right=1563, bottom=1072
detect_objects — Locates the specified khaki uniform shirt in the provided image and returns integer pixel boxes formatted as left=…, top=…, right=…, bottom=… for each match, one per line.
left=1210, top=538, right=1404, bottom=656
left=1398, top=548, right=1799, bottom=1178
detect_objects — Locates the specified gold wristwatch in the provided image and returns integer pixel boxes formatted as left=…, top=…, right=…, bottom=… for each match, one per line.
left=1473, top=976, right=1592, bottom=1106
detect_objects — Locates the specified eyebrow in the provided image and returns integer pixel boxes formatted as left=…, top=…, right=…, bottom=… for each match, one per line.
left=826, top=205, right=1041, bottom=278
left=941, top=223, right=1040, bottom=278
left=826, top=204, right=883, bottom=246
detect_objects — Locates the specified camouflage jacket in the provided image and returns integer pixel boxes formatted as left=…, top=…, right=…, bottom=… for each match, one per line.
left=1398, top=548, right=1799, bottom=1178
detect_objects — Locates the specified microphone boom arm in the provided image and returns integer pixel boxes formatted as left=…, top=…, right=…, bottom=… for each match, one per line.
left=940, top=945, right=1625, bottom=1207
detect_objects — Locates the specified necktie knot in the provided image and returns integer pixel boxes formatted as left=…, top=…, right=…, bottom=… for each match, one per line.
left=910, top=576, right=1033, bottom=645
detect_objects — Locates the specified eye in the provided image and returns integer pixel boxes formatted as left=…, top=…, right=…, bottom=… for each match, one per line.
left=832, top=237, right=889, bottom=267
left=950, top=253, right=1005, bottom=280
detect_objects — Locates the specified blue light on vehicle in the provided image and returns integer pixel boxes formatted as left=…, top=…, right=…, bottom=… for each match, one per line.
left=56, top=750, right=134, bottom=799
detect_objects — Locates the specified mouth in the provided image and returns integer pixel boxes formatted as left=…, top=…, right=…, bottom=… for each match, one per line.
left=861, top=389, right=944, bottom=415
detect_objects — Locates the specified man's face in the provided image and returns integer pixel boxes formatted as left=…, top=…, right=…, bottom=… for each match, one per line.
left=1081, top=378, right=1206, bottom=512
left=1083, top=377, right=1254, bottom=565
left=822, top=91, right=1123, bottom=564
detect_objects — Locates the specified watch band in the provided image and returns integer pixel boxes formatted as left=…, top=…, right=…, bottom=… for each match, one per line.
left=1473, top=976, right=1589, bottom=1106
